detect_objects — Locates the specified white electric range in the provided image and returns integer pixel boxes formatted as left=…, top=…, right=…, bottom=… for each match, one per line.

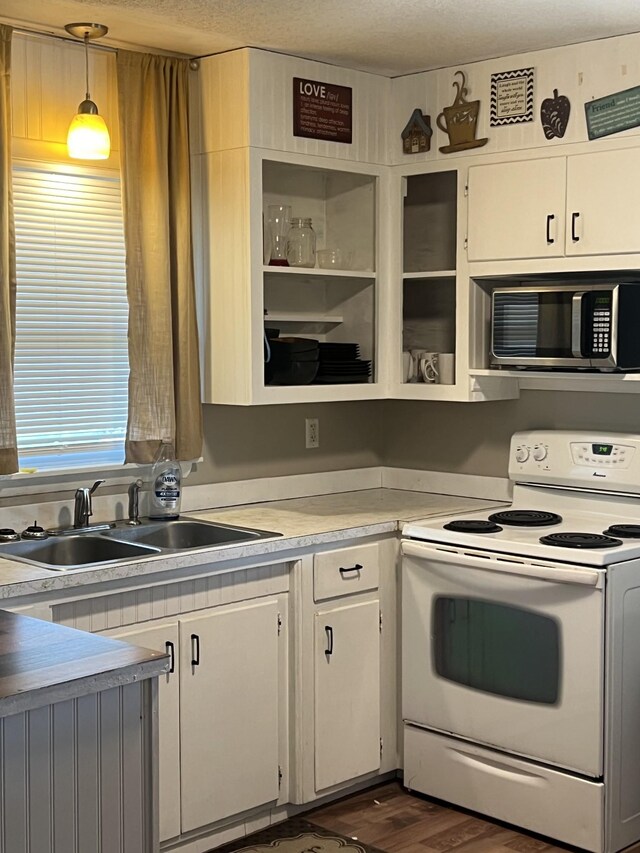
left=401, top=430, right=640, bottom=853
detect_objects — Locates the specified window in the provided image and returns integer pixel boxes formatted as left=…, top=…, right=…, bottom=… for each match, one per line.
left=12, top=163, right=129, bottom=472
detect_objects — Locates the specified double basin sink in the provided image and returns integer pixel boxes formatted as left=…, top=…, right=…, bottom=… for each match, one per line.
left=0, top=518, right=281, bottom=572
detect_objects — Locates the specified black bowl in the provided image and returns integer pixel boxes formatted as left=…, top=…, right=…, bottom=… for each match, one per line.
left=270, top=337, right=319, bottom=357
left=269, top=359, right=319, bottom=386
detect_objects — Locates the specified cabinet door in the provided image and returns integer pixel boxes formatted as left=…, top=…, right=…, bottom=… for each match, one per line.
left=467, top=158, right=566, bottom=261
left=179, top=598, right=280, bottom=832
left=566, top=149, right=640, bottom=256
left=314, top=599, right=380, bottom=791
left=101, top=621, right=180, bottom=843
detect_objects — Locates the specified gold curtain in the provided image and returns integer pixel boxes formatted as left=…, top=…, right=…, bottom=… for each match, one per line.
left=116, top=50, right=202, bottom=463
left=0, top=25, right=18, bottom=474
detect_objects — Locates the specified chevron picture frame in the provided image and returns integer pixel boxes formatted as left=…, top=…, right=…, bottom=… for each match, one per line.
left=490, top=67, right=535, bottom=126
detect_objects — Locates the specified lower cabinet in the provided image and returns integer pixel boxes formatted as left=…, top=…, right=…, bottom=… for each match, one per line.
left=314, top=599, right=381, bottom=790
left=100, top=594, right=285, bottom=841
left=297, top=537, right=398, bottom=804
left=179, top=598, right=282, bottom=832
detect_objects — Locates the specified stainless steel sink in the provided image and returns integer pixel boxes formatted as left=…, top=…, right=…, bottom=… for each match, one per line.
left=0, top=517, right=281, bottom=571
left=104, top=518, right=280, bottom=551
left=0, top=535, right=160, bottom=571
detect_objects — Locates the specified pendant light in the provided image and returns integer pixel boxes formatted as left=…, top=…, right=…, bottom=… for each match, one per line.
left=65, top=23, right=111, bottom=160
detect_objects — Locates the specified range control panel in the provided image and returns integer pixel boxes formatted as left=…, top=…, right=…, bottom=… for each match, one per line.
left=510, top=430, right=640, bottom=492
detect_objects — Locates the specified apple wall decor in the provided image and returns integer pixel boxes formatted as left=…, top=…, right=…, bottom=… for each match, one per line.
left=540, top=89, right=571, bottom=139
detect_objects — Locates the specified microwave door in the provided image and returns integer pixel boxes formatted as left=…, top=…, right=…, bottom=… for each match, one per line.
left=492, top=289, right=590, bottom=368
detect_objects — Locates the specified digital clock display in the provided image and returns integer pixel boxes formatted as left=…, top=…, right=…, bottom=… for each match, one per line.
left=592, top=443, right=613, bottom=456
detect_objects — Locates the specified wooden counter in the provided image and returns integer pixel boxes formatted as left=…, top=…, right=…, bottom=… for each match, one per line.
left=0, top=608, right=168, bottom=717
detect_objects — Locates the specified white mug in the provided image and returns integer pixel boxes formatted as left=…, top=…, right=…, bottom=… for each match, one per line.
left=402, top=351, right=414, bottom=383
left=419, top=352, right=439, bottom=383
left=438, top=352, right=455, bottom=385
left=410, top=349, right=428, bottom=382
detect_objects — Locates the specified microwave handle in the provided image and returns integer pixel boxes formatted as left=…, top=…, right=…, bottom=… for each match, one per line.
left=571, top=291, right=586, bottom=357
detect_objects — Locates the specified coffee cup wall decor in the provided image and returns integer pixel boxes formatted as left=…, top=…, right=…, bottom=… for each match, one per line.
left=436, top=70, right=488, bottom=154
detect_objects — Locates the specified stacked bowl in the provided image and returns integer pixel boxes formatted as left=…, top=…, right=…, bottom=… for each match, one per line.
left=267, top=337, right=319, bottom=385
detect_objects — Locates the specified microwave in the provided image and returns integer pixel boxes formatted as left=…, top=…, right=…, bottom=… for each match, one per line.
left=490, top=283, right=640, bottom=370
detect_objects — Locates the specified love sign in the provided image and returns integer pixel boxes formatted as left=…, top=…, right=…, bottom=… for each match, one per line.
left=293, top=77, right=353, bottom=144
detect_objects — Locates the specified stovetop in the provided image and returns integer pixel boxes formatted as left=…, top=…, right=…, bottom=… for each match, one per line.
left=403, top=431, right=640, bottom=568
left=403, top=486, right=640, bottom=567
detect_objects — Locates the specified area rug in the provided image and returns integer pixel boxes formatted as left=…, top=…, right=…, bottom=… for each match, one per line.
left=208, top=817, right=386, bottom=853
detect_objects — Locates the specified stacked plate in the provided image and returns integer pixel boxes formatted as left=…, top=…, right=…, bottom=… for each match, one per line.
left=315, top=342, right=372, bottom=384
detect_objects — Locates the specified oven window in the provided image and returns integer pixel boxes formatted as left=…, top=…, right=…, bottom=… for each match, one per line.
left=433, top=597, right=560, bottom=704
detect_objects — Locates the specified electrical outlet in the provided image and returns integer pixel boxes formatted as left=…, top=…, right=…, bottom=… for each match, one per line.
left=305, top=418, right=319, bottom=449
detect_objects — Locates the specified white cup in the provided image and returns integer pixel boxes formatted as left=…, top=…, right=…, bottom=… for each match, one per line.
left=410, top=349, right=428, bottom=382
left=402, top=351, right=414, bottom=383
left=419, top=352, right=439, bottom=383
left=438, top=352, right=455, bottom=385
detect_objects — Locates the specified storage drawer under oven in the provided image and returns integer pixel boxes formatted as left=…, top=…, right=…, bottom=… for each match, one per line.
left=404, top=725, right=604, bottom=853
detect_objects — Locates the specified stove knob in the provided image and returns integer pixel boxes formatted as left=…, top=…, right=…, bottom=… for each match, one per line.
left=515, top=446, right=530, bottom=463
left=533, top=445, right=548, bottom=462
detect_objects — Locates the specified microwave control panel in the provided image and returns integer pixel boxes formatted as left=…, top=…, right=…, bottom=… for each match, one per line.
left=510, top=430, right=640, bottom=492
left=590, top=304, right=612, bottom=356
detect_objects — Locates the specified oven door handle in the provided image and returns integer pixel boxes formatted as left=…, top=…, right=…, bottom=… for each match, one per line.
left=402, top=540, right=602, bottom=587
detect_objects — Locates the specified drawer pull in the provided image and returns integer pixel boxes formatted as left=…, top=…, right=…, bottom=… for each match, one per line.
left=165, top=640, right=175, bottom=674
left=339, top=563, right=363, bottom=575
left=325, top=625, right=334, bottom=656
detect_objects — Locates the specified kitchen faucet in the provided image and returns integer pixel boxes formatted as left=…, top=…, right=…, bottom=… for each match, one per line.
left=127, top=479, right=143, bottom=525
left=73, top=479, right=105, bottom=529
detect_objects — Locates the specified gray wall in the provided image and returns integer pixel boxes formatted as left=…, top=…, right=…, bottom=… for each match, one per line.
left=190, top=401, right=384, bottom=484
left=192, top=391, right=640, bottom=486
left=381, top=391, right=640, bottom=479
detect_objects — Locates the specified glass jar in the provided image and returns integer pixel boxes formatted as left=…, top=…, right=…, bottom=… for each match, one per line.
left=286, top=218, right=316, bottom=268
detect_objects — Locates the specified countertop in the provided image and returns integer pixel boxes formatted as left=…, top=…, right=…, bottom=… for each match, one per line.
left=0, top=608, right=168, bottom=717
left=0, top=488, right=504, bottom=600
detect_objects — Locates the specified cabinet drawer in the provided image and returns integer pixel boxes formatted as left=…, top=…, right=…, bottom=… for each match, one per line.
left=314, top=543, right=379, bottom=602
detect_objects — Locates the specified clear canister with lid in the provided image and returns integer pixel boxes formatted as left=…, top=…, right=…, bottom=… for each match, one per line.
left=286, top=218, right=316, bottom=268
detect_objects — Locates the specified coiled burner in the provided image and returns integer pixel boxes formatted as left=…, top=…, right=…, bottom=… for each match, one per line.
left=488, top=510, right=562, bottom=527
left=443, top=520, right=502, bottom=534
left=603, top=525, right=640, bottom=538
left=539, top=532, right=622, bottom=549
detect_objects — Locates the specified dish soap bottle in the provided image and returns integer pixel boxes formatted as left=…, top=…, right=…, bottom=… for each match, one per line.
left=149, top=439, right=181, bottom=519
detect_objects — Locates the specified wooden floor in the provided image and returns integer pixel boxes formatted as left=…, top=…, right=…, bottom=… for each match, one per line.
left=307, top=781, right=587, bottom=853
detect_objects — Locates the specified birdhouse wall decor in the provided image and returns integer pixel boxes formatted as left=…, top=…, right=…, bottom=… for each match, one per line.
left=401, top=109, right=433, bottom=154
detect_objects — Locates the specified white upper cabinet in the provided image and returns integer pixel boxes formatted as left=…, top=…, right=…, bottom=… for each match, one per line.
left=565, top=149, right=640, bottom=257
left=467, top=158, right=567, bottom=262
left=467, top=149, right=640, bottom=264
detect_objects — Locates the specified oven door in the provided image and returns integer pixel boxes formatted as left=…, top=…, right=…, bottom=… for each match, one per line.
left=402, top=540, right=604, bottom=777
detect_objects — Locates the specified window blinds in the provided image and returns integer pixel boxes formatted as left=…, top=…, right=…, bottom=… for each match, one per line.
left=12, top=164, right=129, bottom=471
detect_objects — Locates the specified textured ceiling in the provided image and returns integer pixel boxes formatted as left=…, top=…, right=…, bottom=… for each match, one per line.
left=5, top=0, right=640, bottom=75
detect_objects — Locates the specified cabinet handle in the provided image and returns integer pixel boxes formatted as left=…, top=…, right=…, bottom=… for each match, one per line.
left=165, top=640, right=175, bottom=674
left=339, top=563, right=363, bottom=575
left=190, top=633, right=200, bottom=667
left=325, top=625, right=334, bottom=656
left=571, top=212, right=580, bottom=242
left=546, top=214, right=555, bottom=244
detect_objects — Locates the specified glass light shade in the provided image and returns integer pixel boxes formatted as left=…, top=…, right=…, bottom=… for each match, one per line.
left=67, top=113, right=111, bottom=160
